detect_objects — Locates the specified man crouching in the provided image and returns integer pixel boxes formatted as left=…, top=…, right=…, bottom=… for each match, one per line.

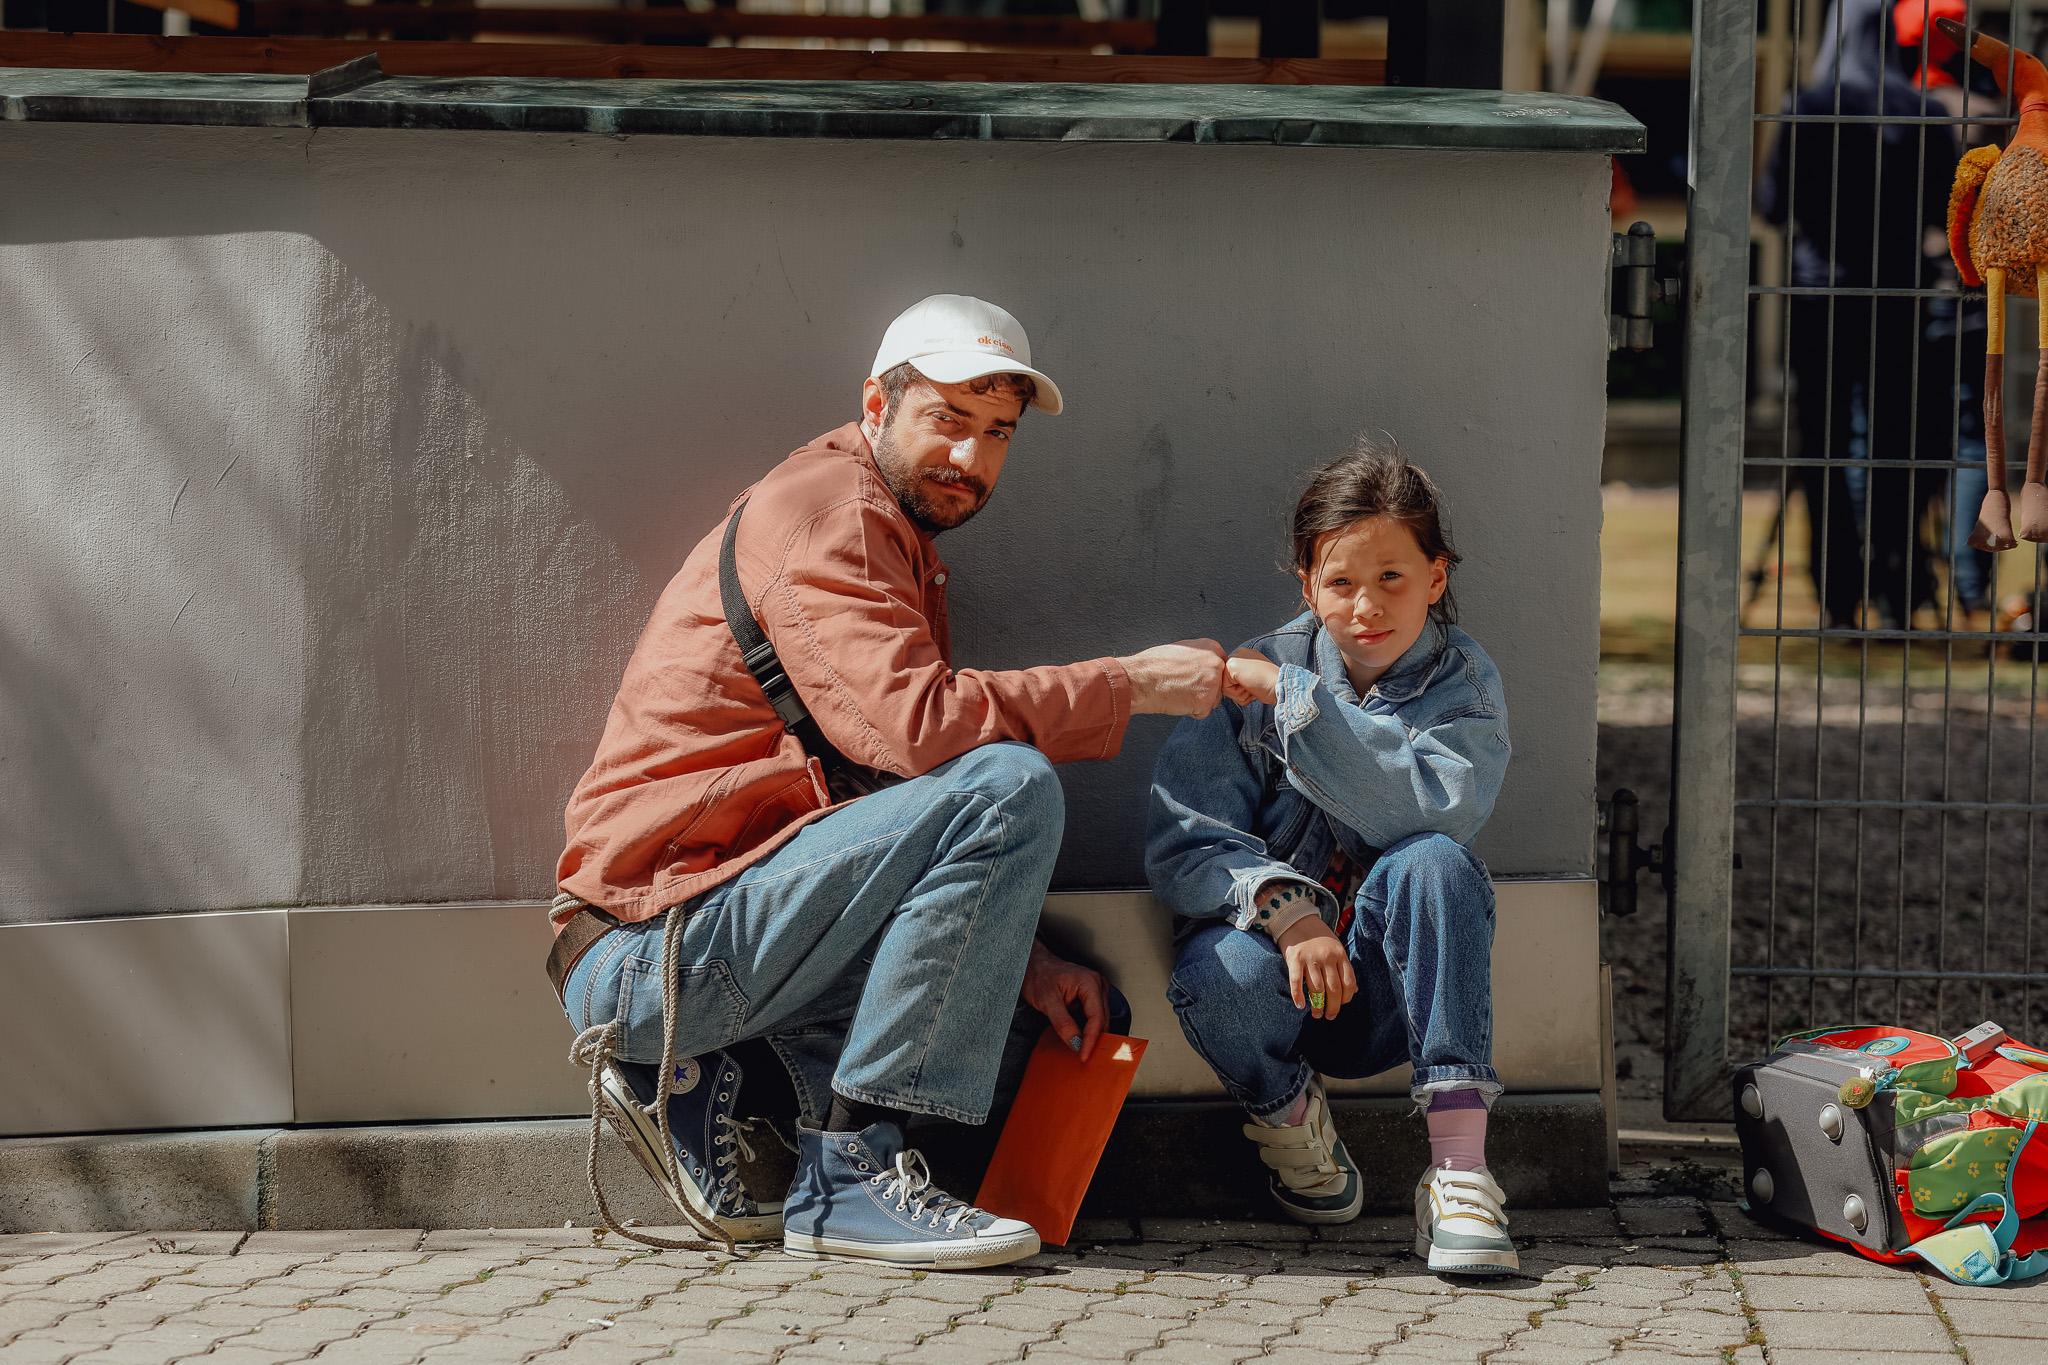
left=551, top=294, right=1224, bottom=1268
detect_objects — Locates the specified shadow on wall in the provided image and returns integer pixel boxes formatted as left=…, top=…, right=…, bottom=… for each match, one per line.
left=294, top=260, right=649, bottom=906
left=0, top=124, right=1606, bottom=917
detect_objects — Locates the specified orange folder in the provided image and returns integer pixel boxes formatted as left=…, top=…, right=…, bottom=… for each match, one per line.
left=975, top=1029, right=1147, bottom=1246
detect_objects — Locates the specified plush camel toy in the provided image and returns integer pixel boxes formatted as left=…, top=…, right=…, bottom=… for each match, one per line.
left=1941, top=16, right=2048, bottom=550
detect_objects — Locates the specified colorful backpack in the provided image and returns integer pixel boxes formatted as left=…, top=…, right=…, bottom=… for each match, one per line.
left=1732, top=1022, right=2048, bottom=1286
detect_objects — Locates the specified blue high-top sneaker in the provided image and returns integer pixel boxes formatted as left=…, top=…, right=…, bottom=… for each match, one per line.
left=782, top=1121, right=1040, bottom=1268
left=601, top=1053, right=782, bottom=1242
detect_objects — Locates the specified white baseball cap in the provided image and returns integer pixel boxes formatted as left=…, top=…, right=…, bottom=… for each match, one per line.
left=869, top=294, right=1063, bottom=416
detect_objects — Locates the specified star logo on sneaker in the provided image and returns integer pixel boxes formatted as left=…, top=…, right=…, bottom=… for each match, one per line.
left=672, top=1058, right=702, bottom=1094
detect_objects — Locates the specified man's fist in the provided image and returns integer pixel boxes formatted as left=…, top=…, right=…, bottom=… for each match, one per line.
left=1120, top=639, right=1227, bottom=718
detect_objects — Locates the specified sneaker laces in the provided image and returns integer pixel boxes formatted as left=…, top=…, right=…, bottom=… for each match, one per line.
left=725, top=1117, right=764, bottom=1164
left=868, top=1150, right=985, bottom=1233
left=709, top=1114, right=757, bottom=1210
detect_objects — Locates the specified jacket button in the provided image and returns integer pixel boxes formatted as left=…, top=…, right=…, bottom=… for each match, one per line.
left=934, top=572, right=947, bottom=585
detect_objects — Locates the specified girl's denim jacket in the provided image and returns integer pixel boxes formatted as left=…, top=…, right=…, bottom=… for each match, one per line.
left=1144, top=612, right=1510, bottom=935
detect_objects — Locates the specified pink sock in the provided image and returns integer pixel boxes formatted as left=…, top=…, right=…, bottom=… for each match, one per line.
left=1425, top=1090, right=1489, bottom=1171
left=1255, top=1091, right=1311, bottom=1128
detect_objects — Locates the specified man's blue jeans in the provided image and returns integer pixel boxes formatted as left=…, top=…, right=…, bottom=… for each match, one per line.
left=1166, top=832, right=1500, bottom=1121
left=562, top=742, right=1063, bottom=1126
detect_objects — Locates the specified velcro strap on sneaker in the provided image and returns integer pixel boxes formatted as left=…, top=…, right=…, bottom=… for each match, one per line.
left=1429, top=1169, right=1511, bottom=1228
left=1241, top=1122, right=1340, bottom=1186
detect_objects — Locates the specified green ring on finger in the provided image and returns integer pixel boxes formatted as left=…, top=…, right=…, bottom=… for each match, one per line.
left=1307, top=991, right=1327, bottom=1011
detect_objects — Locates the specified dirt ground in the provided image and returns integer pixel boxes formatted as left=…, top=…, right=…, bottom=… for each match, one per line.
left=1600, top=718, right=2048, bottom=1105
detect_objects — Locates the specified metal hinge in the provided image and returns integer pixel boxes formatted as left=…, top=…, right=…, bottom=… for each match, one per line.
left=1596, top=787, right=1668, bottom=916
left=1610, top=221, right=1682, bottom=352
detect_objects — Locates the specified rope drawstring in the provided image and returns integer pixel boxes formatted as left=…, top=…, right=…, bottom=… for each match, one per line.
left=565, top=894, right=737, bottom=1256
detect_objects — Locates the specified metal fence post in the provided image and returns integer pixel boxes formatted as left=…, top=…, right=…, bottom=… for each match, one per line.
left=1667, top=0, right=1754, bottom=1122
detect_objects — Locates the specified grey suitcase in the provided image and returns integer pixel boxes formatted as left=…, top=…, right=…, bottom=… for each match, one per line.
left=1731, top=1041, right=1902, bottom=1256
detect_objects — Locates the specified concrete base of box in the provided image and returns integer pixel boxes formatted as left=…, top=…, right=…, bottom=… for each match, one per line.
left=927, top=1093, right=1610, bottom=1222
left=1087, top=1094, right=1610, bottom=1219
left=0, top=1094, right=1606, bottom=1232
left=0, top=1129, right=267, bottom=1234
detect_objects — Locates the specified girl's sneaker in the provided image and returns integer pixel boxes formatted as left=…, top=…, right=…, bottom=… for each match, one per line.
left=1240, top=1080, right=1364, bottom=1224
left=781, top=1121, right=1040, bottom=1268
left=1413, top=1165, right=1520, bottom=1274
left=601, top=1054, right=784, bottom=1242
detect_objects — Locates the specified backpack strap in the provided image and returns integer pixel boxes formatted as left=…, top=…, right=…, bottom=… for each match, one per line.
left=1910, top=1120, right=2048, bottom=1286
left=718, top=500, right=858, bottom=784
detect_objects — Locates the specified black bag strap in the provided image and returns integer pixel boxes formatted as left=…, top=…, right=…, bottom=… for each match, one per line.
left=718, top=500, right=851, bottom=777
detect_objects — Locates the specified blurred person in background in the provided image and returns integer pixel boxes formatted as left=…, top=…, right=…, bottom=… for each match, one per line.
left=1760, top=0, right=1959, bottom=629
left=1922, top=292, right=1996, bottom=624
left=1899, top=0, right=2000, bottom=624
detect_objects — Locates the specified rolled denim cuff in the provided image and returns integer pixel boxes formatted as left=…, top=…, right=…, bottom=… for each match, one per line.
left=1272, top=663, right=1323, bottom=742
left=1410, top=1069, right=1504, bottom=1116
left=1244, top=1065, right=1314, bottom=1124
left=1227, top=866, right=1336, bottom=933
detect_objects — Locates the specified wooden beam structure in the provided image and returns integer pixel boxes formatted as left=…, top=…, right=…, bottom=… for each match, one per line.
left=120, top=0, right=243, bottom=32
left=0, top=32, right=1386, bottom=86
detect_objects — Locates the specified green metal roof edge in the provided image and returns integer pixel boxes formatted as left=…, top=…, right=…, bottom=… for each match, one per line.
left=0, top=66, right=1648, bottom=153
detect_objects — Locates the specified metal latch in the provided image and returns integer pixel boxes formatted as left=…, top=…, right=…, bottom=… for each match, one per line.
left=1610, top=221, right=1681, bottom=352
left=1597, top=787, right=1667, bottom=916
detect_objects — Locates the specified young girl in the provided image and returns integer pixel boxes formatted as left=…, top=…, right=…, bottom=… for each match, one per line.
left=1145, top=438, right=1515, bottom=1275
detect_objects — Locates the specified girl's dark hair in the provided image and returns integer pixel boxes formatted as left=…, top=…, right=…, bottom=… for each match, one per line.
left=1289, top=434, right=1461, bottom=624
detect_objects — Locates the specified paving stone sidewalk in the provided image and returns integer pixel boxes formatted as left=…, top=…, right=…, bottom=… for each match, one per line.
left=3, top=1196, right=2045, bottom=1365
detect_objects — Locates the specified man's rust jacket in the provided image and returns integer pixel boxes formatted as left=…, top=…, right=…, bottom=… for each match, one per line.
left=555, top=424, right=1132, bottom=927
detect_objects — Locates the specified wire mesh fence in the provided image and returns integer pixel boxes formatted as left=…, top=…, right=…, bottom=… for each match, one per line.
left=1732, top=0, right=2048, bottom=1061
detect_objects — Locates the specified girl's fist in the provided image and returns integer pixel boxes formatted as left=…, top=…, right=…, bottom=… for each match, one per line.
left=1276, top=916, right=1358, bottom=1020
left=1224, top=648, right=1280, bottom=706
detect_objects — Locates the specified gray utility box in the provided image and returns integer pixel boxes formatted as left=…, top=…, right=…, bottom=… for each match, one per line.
left=0, top=66, right=1642, bottom=1193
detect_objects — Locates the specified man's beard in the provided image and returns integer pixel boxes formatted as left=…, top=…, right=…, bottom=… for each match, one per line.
left=873, top=427, right=992, bottom=534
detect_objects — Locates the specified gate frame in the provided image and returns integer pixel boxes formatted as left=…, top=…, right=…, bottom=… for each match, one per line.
left=1666, top=0, right=1755, bottom=1122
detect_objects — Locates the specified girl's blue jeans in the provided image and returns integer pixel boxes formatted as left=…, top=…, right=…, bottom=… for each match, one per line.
left=562, top=742, right=1063, bottom=1127
left=1166, top=832, right=1501, bottom=1121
